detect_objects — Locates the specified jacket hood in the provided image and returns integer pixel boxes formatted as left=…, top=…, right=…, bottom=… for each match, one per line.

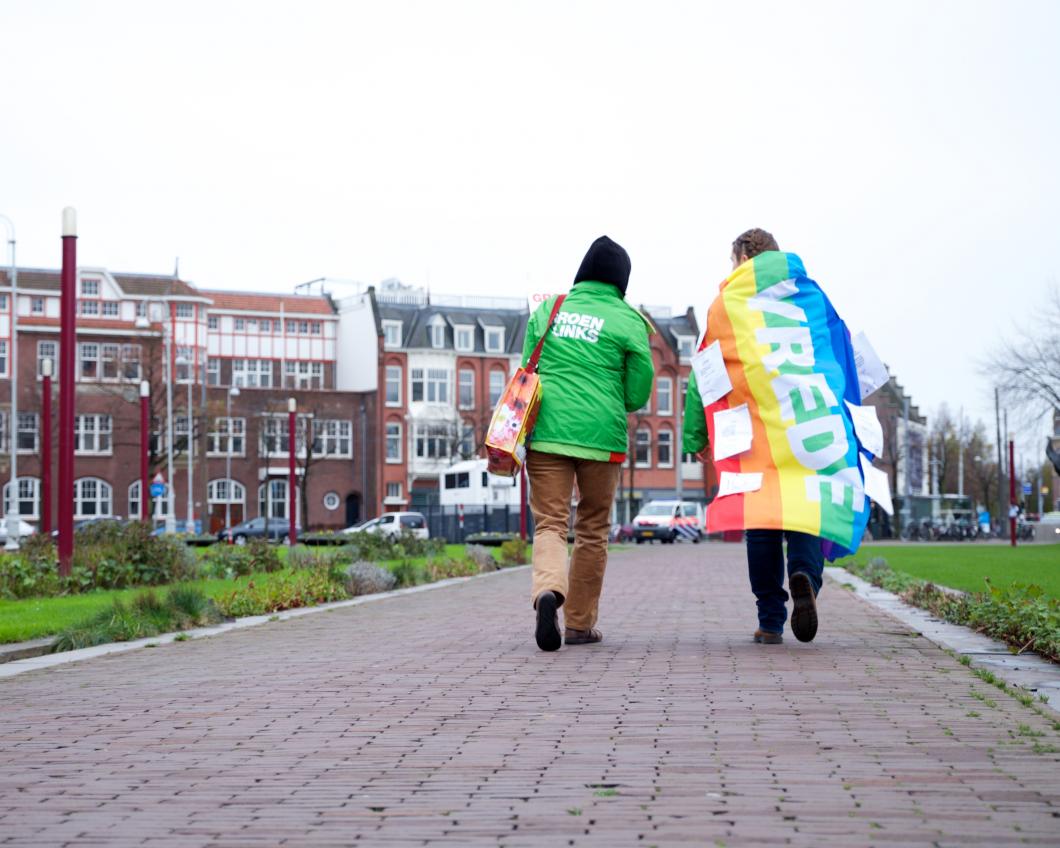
left=573, top=235, right=631, bottom=297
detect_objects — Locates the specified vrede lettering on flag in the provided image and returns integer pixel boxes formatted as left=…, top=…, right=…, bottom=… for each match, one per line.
left=698, top=251, right=877, bottom=559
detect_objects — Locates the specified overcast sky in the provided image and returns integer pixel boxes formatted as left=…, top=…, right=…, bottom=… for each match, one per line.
left=2, top=0, right=1058, bottom=461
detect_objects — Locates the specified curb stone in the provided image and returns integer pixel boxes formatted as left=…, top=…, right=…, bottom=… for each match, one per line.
left=828, top=565, right=1060, bottom=714
left=0, top=563, right=530, bottom=680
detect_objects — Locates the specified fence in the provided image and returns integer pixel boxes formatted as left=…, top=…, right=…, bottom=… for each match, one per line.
left=416, top=504, right=536, bottom=543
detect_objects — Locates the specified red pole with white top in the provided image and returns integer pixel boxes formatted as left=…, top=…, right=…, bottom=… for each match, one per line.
left=57, top=208, right=77, bottom=575
left=140, top=380, right=150, bottom=521
left=40, top=359, right=52, bottom=536
left=288, top=397, right=297, bottom=545
left=1009, top=439, right=1017, bottom=547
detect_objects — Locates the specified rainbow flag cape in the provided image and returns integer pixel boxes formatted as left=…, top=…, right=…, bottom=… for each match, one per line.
left=695, top=251, right=876, bottom=559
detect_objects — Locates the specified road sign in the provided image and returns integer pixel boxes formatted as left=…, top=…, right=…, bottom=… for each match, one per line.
left=150, top=482, right=166, bottom=498
left=1022, top=482, right=1032, bottom=495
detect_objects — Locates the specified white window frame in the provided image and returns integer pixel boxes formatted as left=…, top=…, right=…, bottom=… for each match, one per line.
left=428, top=316, right=446, bottom=349
left=484, top=326, right=505, bottom=353
left=208, top=315, right=219, bottom=330
left=74, top=415, right=113, bottom=455
left=208, top=417, right=246, bottom=456
left=677, top=335, right=695, bottom=362
left=16, top=413, right=38, bottom=453
left=634, top=427, right=652, bottom=468
left=100, top=343, right=121, bottom=381
left=80, top=278, right=100, bottom=297
left=207, top=358, right=220, bottom=386
left=232, top=358, right=273, bottom=388
left=258, top=479, right=289, bottom=520
left=37, top=340, right=57, bottom=378
left=414, top=422, right=452, bottom=460
left=657, top=376, right=674, bottom=417
left=0, top=340, right=8, bottom=377
left=31, top=297, right=44, bottom=315
left=78, top=343, right=99, bottom=381
left=175, top=303, right=194, bottom=319
left=208, top=478, right=246, bottom=505
left=458, top=369, right=475, bottom=409
left=383, top=320, right=403, bottom=348
left=385, top=422, right=403, bottom=463
left=74, top=477, right=113, bottom=519
left=385, top=481, right=403, bottom=500
left=312, top=419, right=352, bottom=458
left=454, top=324, right=474, bottom=352
left=3, top=476, right=40, bottom=520
left=489, top=369, right=506, bottom=406
left=101, top=301, right=120, bottom=318
left=385, top=365, right=403, bottom=407
left=657, top=428, right=674, bottom=468
left=122, top=345, right=142, bottom=381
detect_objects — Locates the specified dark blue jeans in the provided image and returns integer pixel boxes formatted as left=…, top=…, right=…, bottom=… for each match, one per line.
left=745, top=530, right=823, bottom=634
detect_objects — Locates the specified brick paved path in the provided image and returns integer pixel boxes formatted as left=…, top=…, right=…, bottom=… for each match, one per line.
left=2, top=543, right=1059, bottom=847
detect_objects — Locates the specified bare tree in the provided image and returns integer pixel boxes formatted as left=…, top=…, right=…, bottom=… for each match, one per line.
left=983, top=285, right=1060, bottom=421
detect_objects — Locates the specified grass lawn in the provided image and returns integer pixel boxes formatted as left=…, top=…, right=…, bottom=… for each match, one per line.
left=832, top=543, right=1060, bottom=599
left=0, top=543, right=516, bottom=645
left=0, top=577, right=244, bottom=644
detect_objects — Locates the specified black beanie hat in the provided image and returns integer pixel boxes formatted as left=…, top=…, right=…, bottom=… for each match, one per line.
left=573, top=235, right=631, bottom=297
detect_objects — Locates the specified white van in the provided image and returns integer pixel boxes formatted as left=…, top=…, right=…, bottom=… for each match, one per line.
left=632, top=500, right=705, bottom=544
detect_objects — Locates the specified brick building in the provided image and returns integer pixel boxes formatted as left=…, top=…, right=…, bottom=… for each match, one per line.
left=0, top=267, right=708, bottom=534
left=0, top=267, right=378, bottom=533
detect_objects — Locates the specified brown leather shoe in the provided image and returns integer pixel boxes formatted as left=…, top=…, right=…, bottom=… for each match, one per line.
left=754, top=629, right=783, bottom=644
left=564, top=627, right=602, bottom=645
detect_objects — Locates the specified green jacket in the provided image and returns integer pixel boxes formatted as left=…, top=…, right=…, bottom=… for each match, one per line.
left=521, top=281, right=654, bottom=458
left=682, top=370, right=709, bottom=454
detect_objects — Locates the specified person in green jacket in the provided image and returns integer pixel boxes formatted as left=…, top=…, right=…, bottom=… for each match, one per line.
left=523, top=235, right=655, bottom=652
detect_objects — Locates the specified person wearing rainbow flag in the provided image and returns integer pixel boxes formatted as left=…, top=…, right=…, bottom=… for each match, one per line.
left=684, top=228, right=879, bottom=645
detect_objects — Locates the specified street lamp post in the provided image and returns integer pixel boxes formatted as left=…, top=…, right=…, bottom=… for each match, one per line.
left=225, top=386, right=239, bottom=541
left=288, top=397, right=297, bottom=545
left=58, top=208, right=77, bottom=575
left=0, top=214, right=19, bottom=550
left=176, top=356, right=194, bottom=533
left=40, top=358, right=52, bottom=535
left=135, top=300, right=176, bottom=533
left=140, top=380, right=150, bottom=521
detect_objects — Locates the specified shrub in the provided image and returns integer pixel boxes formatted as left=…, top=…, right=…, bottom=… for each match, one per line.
left=498, top=538, right=529, bottom=567
left=51, top=586, right=221, bottom=652
left=246, top=539, right=282, bottom=574
left=344, top=561, right=397, bottom=596
left=390, top=560, right=422, bottom=588
left=288, top=547, right=342, bottom=572
left=215, top=571, right=348, bottom=617
left=426, top=557, right=479, bottom=581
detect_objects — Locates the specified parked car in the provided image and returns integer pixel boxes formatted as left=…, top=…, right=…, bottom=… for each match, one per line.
left=50, top=516, right=129, bottom=538
left=632, top=500, right=704, bottom=544
left=216, top=517, right=301, bottom=545
left=1035, top=511, right=1060, bottom=539
left=343, top=512, right=429, bottom=541
left=0, top=518, right=38, bottom=543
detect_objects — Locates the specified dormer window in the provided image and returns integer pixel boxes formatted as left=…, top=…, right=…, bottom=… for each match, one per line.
left=429, top=316, right=446, bottom=349
left=485, top=327, right=505, bottom=353
left=676, top=336, right=695, bottom=361
left=383, top=320, right=403, bottom=349
left=454, top=325, right=474, bottom=352
left=80, top=278, right=100, bottom=297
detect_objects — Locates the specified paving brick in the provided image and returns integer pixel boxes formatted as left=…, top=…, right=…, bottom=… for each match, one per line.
left=2, top=543, right=1059, bottom=845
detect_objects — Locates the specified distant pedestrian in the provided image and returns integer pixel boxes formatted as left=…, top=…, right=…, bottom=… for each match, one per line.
left=684, top=228, right=877, bottom=644
left=524, top=235, right=654, bottom=651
